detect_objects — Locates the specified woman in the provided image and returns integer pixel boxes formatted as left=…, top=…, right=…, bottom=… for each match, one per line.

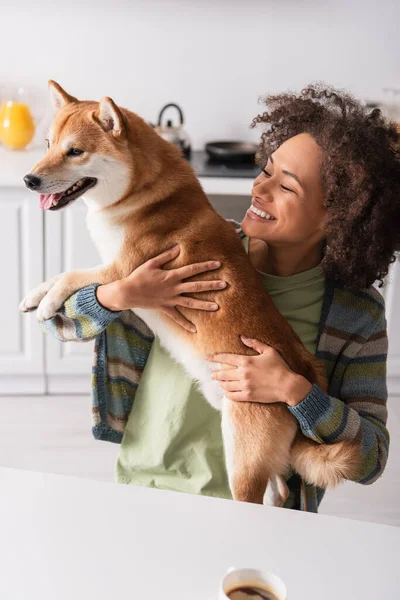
left=43, top=84, right=400, bottom=512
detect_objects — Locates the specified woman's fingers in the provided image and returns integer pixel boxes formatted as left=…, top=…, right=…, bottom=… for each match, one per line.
left=224, top=392, right=247, bottom=402
left=150, top=245, right=181, bottom=267
left=219, top=381, right=243, bottom=392
left=176, top=280, right=227, bottom=294
left=172, top=260, right=221, bottom=281
left=208, top=353, right=244, bottom=367
left=175, top=296, right=220, bottom=311
left=163, top=307, right=197, bottom=333
left=211, top=368, right=240, bottom=381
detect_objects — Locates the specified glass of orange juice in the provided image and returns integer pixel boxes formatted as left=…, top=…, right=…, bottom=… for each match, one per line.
left=0, top=84, right=45, bottom=150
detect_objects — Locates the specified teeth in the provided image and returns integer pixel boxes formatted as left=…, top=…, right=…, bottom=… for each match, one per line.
left=53, top=199, right=59, bottom=206
left=250, top=204, right=276, bottom=220
left=66, top=182, right=82, bottom=196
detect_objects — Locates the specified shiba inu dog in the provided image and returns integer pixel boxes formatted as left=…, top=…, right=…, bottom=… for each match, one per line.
left=20, top=81, right=360, bottom=505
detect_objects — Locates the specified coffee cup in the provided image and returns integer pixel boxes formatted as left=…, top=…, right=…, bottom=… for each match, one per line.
left=219, top=567, right=287, bottom=600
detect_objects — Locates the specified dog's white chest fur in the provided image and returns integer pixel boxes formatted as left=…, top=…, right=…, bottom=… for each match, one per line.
left=85, top=208, right=124, bottom=264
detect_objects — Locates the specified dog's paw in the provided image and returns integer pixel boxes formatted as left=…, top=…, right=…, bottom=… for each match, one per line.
left=19, top=298, right=37, bottom=313
left=19, top=286, right=48, bottom=313
left=36, top=296, right=60, bottom=322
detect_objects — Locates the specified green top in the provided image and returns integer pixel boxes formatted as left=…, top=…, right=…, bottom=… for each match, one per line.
left=115, top=236, right=326, bottom=497
left=242, top=237, right=325, bottom=355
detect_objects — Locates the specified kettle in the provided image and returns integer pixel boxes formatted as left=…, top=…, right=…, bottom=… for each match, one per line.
left=155, top=103, right=191, bottom=159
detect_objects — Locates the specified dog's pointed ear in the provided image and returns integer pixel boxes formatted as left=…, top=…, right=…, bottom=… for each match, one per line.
left=48, top=80, right=77, bottom=114
left=96, top=97, right=124, bottom=137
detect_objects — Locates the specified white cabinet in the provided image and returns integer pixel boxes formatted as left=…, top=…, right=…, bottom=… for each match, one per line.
left=0, top=189, right=45, bottom=394
left=44, top=203, right=101, bottom=394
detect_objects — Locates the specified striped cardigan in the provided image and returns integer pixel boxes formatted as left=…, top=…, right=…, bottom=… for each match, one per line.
left=42, top=256, right=389, bottom=512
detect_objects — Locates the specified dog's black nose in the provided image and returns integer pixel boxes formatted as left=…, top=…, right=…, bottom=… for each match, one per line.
left=23, top=174, right=42, bottom=190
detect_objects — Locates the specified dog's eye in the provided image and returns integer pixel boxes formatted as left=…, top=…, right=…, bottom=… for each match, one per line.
left=67, top=148, right=84, bottom=157
left=45, top=139, right=50, bottom=149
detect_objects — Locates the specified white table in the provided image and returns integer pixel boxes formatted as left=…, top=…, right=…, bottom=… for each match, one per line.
left=0, top=468, right=398, bottom=599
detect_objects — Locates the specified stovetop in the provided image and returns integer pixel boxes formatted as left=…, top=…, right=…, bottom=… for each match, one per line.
left=189, top=150, right=260, bottom=179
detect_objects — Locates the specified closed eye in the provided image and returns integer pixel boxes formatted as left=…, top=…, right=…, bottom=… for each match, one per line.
left=281, top=185, right=295, bottom=193
left=66, top=148, right=84, bottom=157
left=263, top=168, right=295, bottom=193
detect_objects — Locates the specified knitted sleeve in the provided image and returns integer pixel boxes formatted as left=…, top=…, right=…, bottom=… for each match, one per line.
left=289, top=310, right=389, bottom=485
left=41, top=284, right=121, bottom=342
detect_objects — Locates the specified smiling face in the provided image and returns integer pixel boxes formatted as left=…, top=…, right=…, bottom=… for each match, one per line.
left=242, top=133, right=326, bottom=248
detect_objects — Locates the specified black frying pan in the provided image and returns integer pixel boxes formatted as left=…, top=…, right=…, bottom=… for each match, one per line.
left=205, top=141, right=258, bottom=163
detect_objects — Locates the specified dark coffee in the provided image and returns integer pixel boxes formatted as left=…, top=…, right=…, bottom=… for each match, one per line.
left=227, top=586, right=279, bottom=600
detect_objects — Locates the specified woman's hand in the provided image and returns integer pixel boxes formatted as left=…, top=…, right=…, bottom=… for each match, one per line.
left=208, top=336, right=313, bottom=406
left=96, top=244, right=227, bottom=332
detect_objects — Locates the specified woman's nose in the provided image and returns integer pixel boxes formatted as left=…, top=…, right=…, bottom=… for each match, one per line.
left=252, top=179, right=274, bottom=201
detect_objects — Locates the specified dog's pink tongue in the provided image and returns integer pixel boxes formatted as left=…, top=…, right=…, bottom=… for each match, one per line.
left=39, top=193, right=63, bottom=210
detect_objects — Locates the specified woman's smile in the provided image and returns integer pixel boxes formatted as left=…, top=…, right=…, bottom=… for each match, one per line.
left=247, top=201, right=277, bottom=222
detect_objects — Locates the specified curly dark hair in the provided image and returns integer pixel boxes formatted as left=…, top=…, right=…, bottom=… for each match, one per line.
left=251, top=83, right=400, bottom=290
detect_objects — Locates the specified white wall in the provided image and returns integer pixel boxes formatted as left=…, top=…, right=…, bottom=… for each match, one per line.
left=1, top=0, right=399, bottom=149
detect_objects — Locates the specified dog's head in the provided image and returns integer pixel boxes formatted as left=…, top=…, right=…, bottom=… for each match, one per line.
left=24, top=81, right=133, bottom=211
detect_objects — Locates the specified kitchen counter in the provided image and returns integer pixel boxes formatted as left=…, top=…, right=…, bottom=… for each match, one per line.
left=0, top=147, right=253, bottom=196
left=0, top=467, right=398, bottom=600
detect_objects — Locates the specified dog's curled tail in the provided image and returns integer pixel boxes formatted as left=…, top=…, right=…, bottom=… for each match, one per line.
left=291, top=436, right=361, bottom=488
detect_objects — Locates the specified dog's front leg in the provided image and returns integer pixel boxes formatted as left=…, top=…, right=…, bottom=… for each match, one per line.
left=36, top=265, right=119, bottom=322
left=20, top=274, right=64, bottom=313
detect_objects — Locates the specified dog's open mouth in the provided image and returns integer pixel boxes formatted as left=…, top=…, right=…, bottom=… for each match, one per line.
left=39, top=177, right=97, bottom=211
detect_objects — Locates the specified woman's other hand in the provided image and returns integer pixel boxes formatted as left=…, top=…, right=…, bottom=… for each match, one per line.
left=208, top=336, right=312, bottom=406
left=96, top=244, right=227, bottom=332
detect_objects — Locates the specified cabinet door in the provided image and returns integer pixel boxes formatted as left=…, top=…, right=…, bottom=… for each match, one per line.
left=0, top=189, right=45, bottom=394
left=44, top=203, right=101, bottom=394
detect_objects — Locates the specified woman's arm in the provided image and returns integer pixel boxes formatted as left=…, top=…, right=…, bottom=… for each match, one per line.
left=41, top=284, right=121, bottom=342
left=288, top=314, right=389, bottom=485
left=41, top=244, right=226, bottom=342
left=210, top=313, right=389, bottom=486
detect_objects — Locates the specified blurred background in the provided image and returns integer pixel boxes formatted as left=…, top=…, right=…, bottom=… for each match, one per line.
left=1, top=0, right=400, bottom=147
left=0, top=0, right=399, bottom=525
